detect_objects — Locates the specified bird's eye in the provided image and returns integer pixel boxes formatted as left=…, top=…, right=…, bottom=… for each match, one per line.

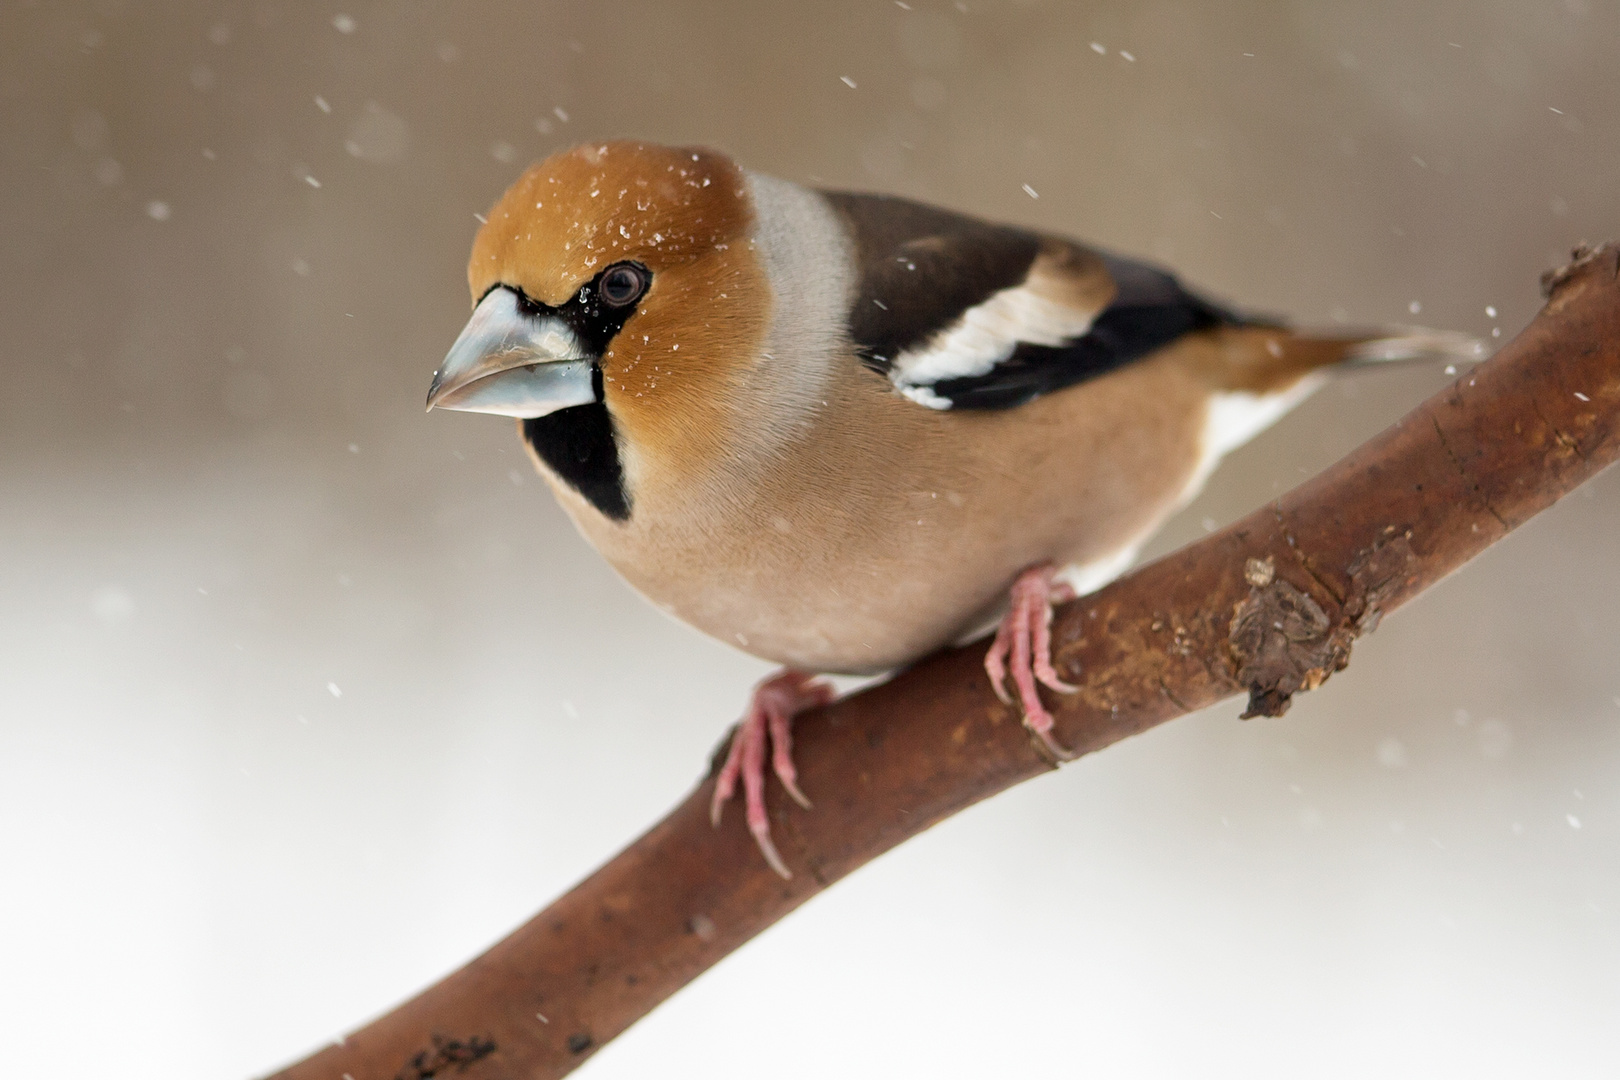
left=599, top=263, right=649, bottom=307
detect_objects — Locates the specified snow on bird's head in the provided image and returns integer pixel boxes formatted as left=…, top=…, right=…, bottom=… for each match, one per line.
left=468, top=140, right=753, bottom=306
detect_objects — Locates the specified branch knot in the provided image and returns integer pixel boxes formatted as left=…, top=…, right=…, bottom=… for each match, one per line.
left=1229, top=571, right=1351, bottom=719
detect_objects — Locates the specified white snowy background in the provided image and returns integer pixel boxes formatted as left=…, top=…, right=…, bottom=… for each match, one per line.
left=2, top=3, right=1616, bottom=1077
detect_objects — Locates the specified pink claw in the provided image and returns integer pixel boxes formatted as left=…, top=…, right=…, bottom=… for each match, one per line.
left=710, top=670, right=836, bottom=878
left=984, top=564, right=1080, bottom=761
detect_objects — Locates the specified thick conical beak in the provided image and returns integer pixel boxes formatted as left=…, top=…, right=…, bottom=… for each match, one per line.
left=426, top=287, right=596, bottom=418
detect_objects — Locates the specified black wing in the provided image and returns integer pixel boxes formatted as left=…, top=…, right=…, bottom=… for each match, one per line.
left=822, top=191, right=1253, bottom=411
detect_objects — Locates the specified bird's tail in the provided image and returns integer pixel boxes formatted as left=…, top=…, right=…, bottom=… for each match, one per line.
left=1339, top=327, right=1487, bottom=367
left=1193, top=322, right=1487, bottom=462
left=1211, top=323, right=1487, bottom=393
left=1172, top=320, right=1489, bottom=530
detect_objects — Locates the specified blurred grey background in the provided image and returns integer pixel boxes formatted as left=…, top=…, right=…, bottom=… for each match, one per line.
left=2, top=2, right=1617, bottom=1077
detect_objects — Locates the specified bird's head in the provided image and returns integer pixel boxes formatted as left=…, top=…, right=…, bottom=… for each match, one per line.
left=427, top=140, right=769, bottom=519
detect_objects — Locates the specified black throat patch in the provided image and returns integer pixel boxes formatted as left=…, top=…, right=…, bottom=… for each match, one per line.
left=523, top=373, right=630, bottom=521
left=505, top=266, right=646, bottom=522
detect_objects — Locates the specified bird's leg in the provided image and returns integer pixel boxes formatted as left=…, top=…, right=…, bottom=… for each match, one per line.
left=710, top=669, right=836, bottom=878
left=984, top=563, right=1079, bottom=761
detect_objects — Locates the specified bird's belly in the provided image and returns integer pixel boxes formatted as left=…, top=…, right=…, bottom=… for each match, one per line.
left=571, top=493, right=1147, bottom=676
left=671, top=547, right=1149, bottom=675
left=617, top=547, right=1008, bottom=675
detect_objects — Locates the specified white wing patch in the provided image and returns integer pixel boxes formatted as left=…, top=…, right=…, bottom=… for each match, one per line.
left=888, top=279, right=1099, bottom=403
left=897, top=383, right=954, bottom=410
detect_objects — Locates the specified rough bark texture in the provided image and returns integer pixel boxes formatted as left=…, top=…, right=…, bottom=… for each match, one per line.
left=265, top=244, right=1620, bottom=1080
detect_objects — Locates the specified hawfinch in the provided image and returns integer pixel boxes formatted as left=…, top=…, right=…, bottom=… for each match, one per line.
left=428, top=141, right=1479, bottom=877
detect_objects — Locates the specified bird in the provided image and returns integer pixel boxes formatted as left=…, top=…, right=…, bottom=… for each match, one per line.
left=426, top=140, right=1480, bottom=877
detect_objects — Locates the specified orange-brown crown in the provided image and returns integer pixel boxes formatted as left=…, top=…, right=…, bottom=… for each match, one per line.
left=468, top=141, right=754, bottom=305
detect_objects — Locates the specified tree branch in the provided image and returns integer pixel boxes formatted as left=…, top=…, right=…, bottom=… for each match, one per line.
left=265, top=243, right=1620, bottom=1080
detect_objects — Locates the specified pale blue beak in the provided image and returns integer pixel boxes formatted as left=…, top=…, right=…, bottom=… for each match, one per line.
left=426, top=287, right=596, bottom=419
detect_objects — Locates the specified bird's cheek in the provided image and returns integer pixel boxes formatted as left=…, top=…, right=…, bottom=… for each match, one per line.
left=601, top=346, right=662, bottom=402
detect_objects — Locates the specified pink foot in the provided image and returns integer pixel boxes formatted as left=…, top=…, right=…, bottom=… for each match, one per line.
left=984, top=564, right=1079, bottom=761
left=710, top=670, right=836, bottom=878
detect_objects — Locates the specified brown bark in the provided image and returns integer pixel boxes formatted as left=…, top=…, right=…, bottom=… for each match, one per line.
left=265, top=243, right=1620, bottom=1080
